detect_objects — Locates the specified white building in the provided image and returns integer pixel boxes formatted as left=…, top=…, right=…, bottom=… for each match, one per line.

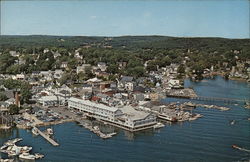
left=68, top=97, right=123, bottom=122
left=38, top=95, right=66, bottom=107
left=119, top=106, right=156, bottom=130
left=68, top=97, right=156, bottom=131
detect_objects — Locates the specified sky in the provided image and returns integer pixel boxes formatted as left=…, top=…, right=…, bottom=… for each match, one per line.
left=1, top=0, right=249, bottom=38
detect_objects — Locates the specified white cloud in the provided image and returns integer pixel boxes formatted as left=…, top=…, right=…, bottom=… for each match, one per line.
left=90, top=15, right=97, bottom=19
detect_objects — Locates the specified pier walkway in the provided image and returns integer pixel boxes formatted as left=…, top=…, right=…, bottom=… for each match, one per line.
left=167, top=94, right=249, bottom=104
left=190, top=96, right=249, bottom=104
left=34, top=126, right=59, bottom=146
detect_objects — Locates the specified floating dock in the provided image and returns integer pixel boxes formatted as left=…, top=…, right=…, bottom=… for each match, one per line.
left=34, top=127, right=59, bottom=146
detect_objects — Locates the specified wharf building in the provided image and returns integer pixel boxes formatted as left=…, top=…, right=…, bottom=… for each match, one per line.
left=68, top=97, right=156, bottom=131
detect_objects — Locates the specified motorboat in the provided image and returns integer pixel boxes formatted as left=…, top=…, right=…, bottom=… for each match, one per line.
left=4, top=138, right=22, bottom=146
left=19, top=153, right=36, bottom=160
left=34, top=153, right=44, bottom=159
left=19, top=146, right=32, bottom=153
left=46, top=128, right=54, bottom=135
left=32, top=127, right=39, bottom=136
left=153, top=122, right=165, bottom=129
left=0, top=158, right=14, bottom=162
left=0, top=145, right=8, bottom=150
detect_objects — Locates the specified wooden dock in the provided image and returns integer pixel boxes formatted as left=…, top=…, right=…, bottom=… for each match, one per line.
left=190, top=96, right=249, bottom=104
left=167, top=95, right=249, bottom=104
left=34, top=127, right=59, bottom=146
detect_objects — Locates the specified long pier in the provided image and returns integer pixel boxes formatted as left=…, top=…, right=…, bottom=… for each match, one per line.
left=34, top=127, right=59, bottom=146
left=166, top=94, right=249, bottom=104
left=190, top=96, right=248, bottom=104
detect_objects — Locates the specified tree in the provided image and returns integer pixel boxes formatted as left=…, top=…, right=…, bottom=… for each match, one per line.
left=146, top=61, right=157, bottom=72
left=0, top=53, right=16, bottom=74
left=3, top=79, right=31, bottom=104
left=0, top=93, right=7, bottom=101
left=107, top=64, right=119, bottom=74
left=177, top=64, right=185, bottom=74
left=8, top=104, right=20, bottom=115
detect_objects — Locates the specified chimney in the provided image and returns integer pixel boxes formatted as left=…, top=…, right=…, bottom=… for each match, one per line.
left=15, top=92, right=20, bottom=108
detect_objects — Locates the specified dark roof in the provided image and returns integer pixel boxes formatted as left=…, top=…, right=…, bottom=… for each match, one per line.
left=133, top=86, right=145, bottom=93
left=59, top=90, right=71, bottom=94
left=121, top=76, right=133, bottom=82
left=3, top=90, right=14, bottom=99
left=82, top=84, right=92, bottom=88
left=98, top=62, right=106, bottom=65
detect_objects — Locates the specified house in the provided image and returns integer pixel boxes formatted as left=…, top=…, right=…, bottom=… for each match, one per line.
left=31, top=71, right=40, bottom=77
left=61, top=62, right=68, bottom=69
left=96, top=93, right=110, bottom=103
left=118, top=62, right=127, bottom=69
left=18, top=58, right=26, bottom=65
left=38, top=95, right=66, bottom=107
left=118, top=76, right=134, bottom=90
left=97, top=62, right=107, bottom=72
left=0, top=101, right=9, bottom=109
left=5, top=98, right=15, bottom=105
left=96, top=71, right=109, bottom=79
left=74, top=51, right=83, bottom=60
left=81, top=92, right=92, bottom=100
left=124, top=82, right=135, bottom=91
left=133, top=92, right=145, bottom=101
left=39, top=71, right=53, bottom=82
left=82, top=84, right=93, bottom=92
left=52, top=51, right=61, bottom=58
left=54, top=69, right=64, bottom=79
left=9, top=51, right=20, bottom=57
left=43, top=48, right=50, bottom=53
left=168, top=79, right=182, bottom=89
left=76, top=64, right=91, bottom=74
left=15, top=74, right=25, bottom=80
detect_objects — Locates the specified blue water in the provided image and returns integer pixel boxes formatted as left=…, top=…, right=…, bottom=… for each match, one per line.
left=1, top=76, right=250, bottom=162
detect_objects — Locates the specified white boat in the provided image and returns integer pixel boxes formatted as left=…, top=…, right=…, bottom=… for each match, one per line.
left=35, top=153, right=44, bottom=159
left=46, top=128, right=54, bottom=135
left=32, top=127, right=39, bottom=136
left=4, top=138, right=22, bottom=146
left=19, top=153, right=36, bottom=160
left=19, top=146, right=32, bottom=153
left=153, top=122, right=165, bottom=129
left=0, top=145, right=8, bottom=150
left=93, top=126, right=99, bottom=131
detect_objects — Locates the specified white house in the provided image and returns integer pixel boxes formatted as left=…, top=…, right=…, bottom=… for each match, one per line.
left=38, top=95, right=66, bottom=107
left=76, top=64, right=91, bottom=74
left=97, top=62, right=107, bottom=72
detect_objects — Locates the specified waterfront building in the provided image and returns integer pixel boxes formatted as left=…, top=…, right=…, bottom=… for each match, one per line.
left=68, top=97, right=156, bottom=131
left=38, top=96, right=66, bottom=107
left=68, top=97, right=123, bottom=122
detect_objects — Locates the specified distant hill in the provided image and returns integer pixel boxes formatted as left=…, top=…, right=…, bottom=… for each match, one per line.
left=0, top=35, right=250, bottom=51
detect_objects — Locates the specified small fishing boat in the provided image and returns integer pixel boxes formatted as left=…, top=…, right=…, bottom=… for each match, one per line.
left=34, top=153, right=44, bottom=159
left=4, top=138, right=22, bottom=146
left=0, top=145, right=8, bottom=150
left=20, top=146, right=32, bottom=153
left=19, top=153, right=36, bottom=160
left=32, top=127, right=39, bottom=136
left=153, top=122, right=165, bottom=129
left=46, top=128, right=54, bottom=135
left=230, top=120, right=236, bottom=125
left=232, top=144, right=250, bottom=153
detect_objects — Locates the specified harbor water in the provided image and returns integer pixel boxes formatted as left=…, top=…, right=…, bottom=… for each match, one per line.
left=1, top=76, right=250, bottom=161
